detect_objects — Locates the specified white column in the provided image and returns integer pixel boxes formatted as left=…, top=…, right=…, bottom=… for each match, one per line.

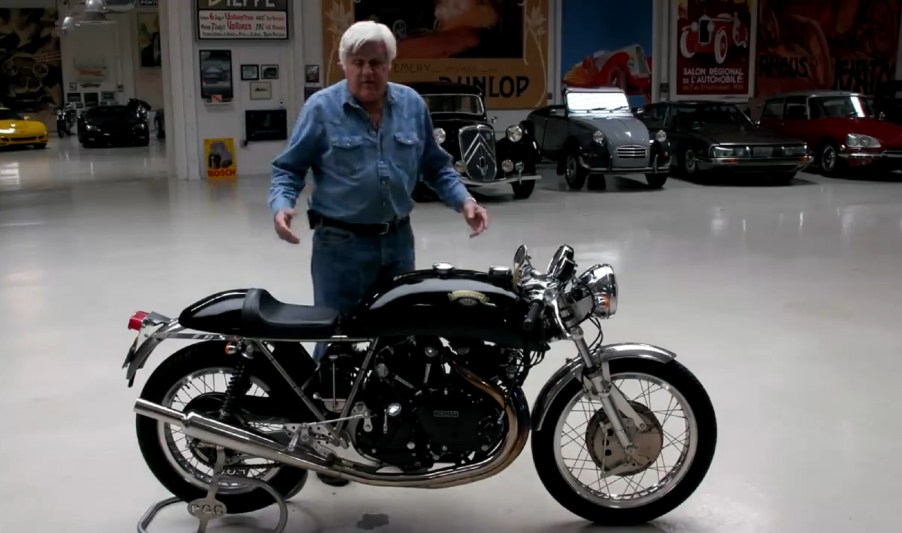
left=160, top=0, right=201, bottom=180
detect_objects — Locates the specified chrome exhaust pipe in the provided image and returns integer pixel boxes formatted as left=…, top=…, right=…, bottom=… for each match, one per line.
left=134, top=377, right=531, bottom=488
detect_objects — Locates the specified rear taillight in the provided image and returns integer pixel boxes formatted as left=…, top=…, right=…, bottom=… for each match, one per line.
left=128, top=311, right=149, bottom=331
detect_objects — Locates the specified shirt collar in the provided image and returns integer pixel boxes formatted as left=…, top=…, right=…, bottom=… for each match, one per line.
left=341, top=80, right=397, bottom=109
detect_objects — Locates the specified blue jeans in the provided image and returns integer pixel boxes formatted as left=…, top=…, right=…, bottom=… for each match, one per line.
left=310, top=221, right=415, bottom=361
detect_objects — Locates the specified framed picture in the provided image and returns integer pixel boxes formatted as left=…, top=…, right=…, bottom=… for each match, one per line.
left=240, top=64, right=259, bottom=80
left=305, top=64, right=319, bottom=84
left=245, top=109, right=288, bottom=142
left=249, top=81, right=272, bottom=100
left=261, top=65, right=279, bottom=80
left=199, top=49, right=233, bottom=101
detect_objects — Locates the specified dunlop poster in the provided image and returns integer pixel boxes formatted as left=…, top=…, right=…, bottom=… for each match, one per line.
left=321, top=0, right=549, bottom=109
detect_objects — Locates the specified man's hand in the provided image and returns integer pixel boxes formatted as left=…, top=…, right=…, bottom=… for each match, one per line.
left=274, top=208, right=301, bottom=244
left=462, top=198, right=488, bottom=237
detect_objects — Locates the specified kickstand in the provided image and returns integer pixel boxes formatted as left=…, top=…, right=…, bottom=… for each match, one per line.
left=137, top=446, right=289, bottom=533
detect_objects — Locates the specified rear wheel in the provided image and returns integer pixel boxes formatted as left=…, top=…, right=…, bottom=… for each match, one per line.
left=532, top=358, right=717, bottom=526
left=135, top=341, right=308, bottom=514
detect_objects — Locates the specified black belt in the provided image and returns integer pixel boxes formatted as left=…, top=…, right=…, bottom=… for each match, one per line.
left=309, top=211, right=409, bottom=236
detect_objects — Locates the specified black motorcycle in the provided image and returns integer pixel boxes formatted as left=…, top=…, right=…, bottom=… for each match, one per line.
left=123, top=244, right=717, bottom=527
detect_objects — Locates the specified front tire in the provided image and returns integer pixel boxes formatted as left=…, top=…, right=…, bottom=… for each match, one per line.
left=645, top=173, right=667, bottom=189
left=511, top=179, right=536, bottom=199
left=531, top=358, right=717, bottom=526
left=135, top=341, right=308, bottom=514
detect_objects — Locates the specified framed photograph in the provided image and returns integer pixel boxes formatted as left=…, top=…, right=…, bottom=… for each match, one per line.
left=245, top=109, right=288, bottom=142
left=304, top=64, right=319, bottom=84
left=249, top=81, right=272, bottom=100
left=240, top=64, right=259, bottom=80
left=199, top=49, right=233, bottom=101
left=261, top=65, right=279, bottom=80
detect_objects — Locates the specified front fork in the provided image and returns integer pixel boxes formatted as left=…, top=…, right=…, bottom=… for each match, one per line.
left=570, top=326, right=648, bottom=456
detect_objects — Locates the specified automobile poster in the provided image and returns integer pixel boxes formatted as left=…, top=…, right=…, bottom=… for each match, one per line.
left=754, top=0, right=901, bottom=101
left=321, top=0, right=550, bottom=109
left=204, top=138, right=237, bottom=180
left=674, top=0, right=755, bottom=97
left=559, top=0, right=654, bottom=109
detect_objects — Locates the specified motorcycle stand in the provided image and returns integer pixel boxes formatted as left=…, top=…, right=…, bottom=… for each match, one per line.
left=137, top=446, right=288, bottom=533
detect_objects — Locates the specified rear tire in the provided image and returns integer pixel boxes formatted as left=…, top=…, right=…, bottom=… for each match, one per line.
left=135, top=341, right=308, bottom=514
left=531, top=358, right=717, bottom=526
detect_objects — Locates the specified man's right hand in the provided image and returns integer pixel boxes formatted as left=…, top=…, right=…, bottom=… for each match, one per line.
left=274, top=208, right=301, bottom=244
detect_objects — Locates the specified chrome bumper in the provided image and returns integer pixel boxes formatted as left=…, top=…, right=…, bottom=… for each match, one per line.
left=837, top=150, right=902, bottom=160
left=461, top=173, right=542, bottom=187
left=697, top=155, right=813, bottom=171
left=579, top=155, right=672, bottom=175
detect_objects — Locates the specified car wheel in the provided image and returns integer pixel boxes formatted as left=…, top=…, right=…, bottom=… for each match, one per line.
left=818, top=143, right=840, bottom=176
left=564, top=151, right=588, bottom=190
left=680, top=148, right=699, bottom=177
left=511, top=180, right=536, bottom=199
left=645, top=173, right=667, bottom=189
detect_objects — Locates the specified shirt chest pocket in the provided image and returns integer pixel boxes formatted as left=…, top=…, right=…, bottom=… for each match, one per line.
left=330, top=135, right=366, bottom=175
left=392, top=131, right=421, bottom=171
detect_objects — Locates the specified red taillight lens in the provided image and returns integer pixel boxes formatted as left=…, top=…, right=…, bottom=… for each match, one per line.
left=128, top=311, right=148, bottom=331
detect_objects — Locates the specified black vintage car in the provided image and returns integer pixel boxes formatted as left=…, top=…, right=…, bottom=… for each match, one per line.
left=78, top=104, right=150, bottom=148
left=637, top=100, right=812, bottom=182
left=406, top=81, right=542, bottom=201
left=527, top=87, right=672, bottom=190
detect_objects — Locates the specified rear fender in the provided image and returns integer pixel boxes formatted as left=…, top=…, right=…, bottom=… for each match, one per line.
left=531, top=343, right=677, bottom=431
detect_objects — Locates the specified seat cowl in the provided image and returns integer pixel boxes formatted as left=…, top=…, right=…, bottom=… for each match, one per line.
left=178, top=289, right=250, bottom=336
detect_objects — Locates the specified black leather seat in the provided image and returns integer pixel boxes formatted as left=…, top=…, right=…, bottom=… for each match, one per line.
left=240, top=288, right=339, bottom=340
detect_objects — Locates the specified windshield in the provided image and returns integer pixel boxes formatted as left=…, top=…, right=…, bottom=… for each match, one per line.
left=673, top=103, right=752, bottom=126
left=422, top=94, right=484, bottom=115
left=809, top=95, right=875, bottom=118
left=566, top=90, right=631, bottom=115
left=0, top=109, right=23, bottom=120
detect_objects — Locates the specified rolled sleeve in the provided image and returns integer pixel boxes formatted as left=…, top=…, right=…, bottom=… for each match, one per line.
left=268, top=97, right=324, bottom=215
left=418, top=103, right=472, bottom=211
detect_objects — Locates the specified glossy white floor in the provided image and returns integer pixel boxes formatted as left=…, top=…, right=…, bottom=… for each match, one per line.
left=2, top=137, right=902, bottom=532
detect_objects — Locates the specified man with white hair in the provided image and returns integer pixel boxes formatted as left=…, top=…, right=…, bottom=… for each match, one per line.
left=268, top=21, right=489, bottom=486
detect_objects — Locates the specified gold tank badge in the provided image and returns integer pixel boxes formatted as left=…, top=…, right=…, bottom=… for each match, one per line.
left=448, top=290, right=492, bottom=307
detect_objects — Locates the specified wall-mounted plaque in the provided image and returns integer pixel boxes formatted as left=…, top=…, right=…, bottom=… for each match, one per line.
left=196, top=0, right=289, bottom=41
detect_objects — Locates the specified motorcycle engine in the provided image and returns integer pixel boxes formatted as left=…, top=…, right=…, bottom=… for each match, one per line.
left=314, top=338, right=510, bottom=471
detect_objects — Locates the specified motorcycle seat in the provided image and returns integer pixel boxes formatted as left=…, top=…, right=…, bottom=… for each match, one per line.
left=240, top=288, right=339, bottom=339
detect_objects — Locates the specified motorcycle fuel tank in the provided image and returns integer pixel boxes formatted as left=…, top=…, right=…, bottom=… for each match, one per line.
left=344, top=264, right=537, bottom=349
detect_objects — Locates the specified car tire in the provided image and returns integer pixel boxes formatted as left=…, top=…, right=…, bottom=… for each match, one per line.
left=679, top=148, right=699, bottom=178
left=563, top=150, right=588, bottom=190
left=511, top=180, right=535, bottom=199
left=817, top=142, right=841, bottom=176
left=645, top=173, right=667, bottom=189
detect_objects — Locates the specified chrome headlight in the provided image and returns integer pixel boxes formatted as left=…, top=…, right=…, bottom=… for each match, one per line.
left=577, top=264, right=617, bottom=319
left=506, top=125, right=523, bottom=142
left=655, top=129, right=667, bottom=142
left=593, top=130, right=605, bottom=144
left=846, top=133, right=881, bottom=148
left=433, top=127, right=446, bottom=144
left=711, top=145, right=748, bottom=157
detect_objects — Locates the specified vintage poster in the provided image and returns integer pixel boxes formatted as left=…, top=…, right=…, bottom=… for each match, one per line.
left=674, top=0, right=755, bottom=96
left=560, top=0, right=653, bottom=108
left=204, top=138, right=237, bottom=180
left=196, top=0, right=289, bottom=40
left=0, top=8, right=63, bottom=124
left=137, top=12, right=161, bottom=68
left=755, top=0, right=900, bottom=100
left=321, top=0, right=549, bottom=109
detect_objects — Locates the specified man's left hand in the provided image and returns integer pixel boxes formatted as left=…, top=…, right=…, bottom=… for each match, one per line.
left=462, top=198, right=488, bottom=237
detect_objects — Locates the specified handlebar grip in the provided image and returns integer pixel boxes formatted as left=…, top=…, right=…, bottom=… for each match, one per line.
left=522, top=301, right=543, bottom=332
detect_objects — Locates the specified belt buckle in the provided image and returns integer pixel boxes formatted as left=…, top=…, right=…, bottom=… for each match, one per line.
left=377, top=222, right=391, bottom=235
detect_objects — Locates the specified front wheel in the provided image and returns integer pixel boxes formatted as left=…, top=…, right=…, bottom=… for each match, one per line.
left=511, top=179, right=536, bottom=199
left=135, top=341, right=308, bottom=514
left=531, top=358, right=717, bottom=526
left=645, top=173, right=667, bottom=189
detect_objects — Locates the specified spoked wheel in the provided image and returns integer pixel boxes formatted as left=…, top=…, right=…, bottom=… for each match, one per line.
left=532, top=358, right=716, bottom=526
left=135, top=341, right=308, bottom=514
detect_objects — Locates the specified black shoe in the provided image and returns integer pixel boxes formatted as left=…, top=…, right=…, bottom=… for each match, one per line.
left=317, top=472, right=350, bottom=487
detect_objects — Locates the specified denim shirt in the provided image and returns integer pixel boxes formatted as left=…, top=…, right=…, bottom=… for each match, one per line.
left=268, top=80, right=471, bottom=224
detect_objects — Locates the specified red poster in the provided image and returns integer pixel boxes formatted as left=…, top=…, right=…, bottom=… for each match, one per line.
left=755, top=0, right=901, bottom=100
left=675, top=0, right=754, bottom=96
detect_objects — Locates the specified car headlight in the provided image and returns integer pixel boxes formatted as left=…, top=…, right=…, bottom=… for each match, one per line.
left=711, top=145, right=747, bottom=157
left=577, top=264, right=617, bottom=319
left=846, top=133, right=881, bottom=149
left=433, top=127, right=446, bottom=144
left=655, top=129, right=667, bottom=142
left=783, top=144, right=808, bottom=156
left=506, top=125, right=523, bottom=142
left=593, top=130, right=605, bottom=144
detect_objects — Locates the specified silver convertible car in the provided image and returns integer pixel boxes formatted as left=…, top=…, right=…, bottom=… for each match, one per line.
left=526, top=87, right=672, bottom=189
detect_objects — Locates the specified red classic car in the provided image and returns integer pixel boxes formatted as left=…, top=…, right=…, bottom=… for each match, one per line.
left=562, top=44, right=652, bottom=100
left=679, top=12, right=749, bottom=65
left=757, top=90, right=902, bottom=175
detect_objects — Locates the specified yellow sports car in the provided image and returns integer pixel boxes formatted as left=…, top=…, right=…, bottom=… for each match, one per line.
left=0, top=107, right=49, bottom=149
